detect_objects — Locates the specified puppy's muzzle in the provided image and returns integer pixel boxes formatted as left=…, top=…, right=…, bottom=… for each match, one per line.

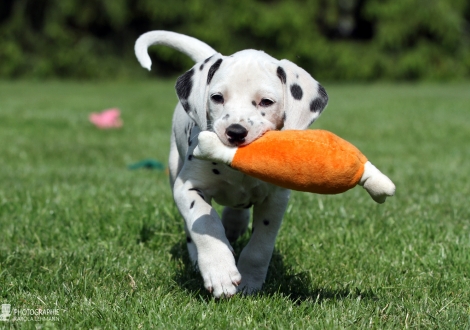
left=226, top=124, right=248, bottom=145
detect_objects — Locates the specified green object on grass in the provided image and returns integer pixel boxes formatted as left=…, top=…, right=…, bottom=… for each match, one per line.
left=128, top=159, right=165, bottom=170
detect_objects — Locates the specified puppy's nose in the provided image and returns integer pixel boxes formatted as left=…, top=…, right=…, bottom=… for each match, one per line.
left=226, top=124, right=248, bottom=144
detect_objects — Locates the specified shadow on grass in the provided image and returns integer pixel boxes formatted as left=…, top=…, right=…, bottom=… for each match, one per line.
left=262, top=251, right=378, bottom=304
left=169, top=237, right=378, bottom=303
left=137, top=222, right=157, bottom=244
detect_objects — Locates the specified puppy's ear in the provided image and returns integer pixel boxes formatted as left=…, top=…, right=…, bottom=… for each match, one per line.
left=277, top=60, right=328, bottom=130
left=175, top=53, right=224, bottom=130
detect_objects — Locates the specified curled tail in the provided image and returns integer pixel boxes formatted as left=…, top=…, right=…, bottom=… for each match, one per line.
left=135, top=30, right=217, bottom=70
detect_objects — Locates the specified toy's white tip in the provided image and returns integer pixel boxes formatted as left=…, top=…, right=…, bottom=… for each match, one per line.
left=359, top=161, right=396, bottom=204
left=194, top=132, right=237, bottom=164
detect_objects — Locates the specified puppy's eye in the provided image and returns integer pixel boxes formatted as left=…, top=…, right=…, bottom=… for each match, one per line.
left=259, top=99, right=274, bottom=107
left=211, top=94, right=224, bottom=104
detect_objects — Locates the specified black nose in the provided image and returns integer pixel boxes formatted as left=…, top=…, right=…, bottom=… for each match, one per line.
left=226, top=124, right=248, bottom=144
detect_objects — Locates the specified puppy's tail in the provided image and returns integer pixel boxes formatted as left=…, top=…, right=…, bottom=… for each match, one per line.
left=135, top=30, right=217, bottom=71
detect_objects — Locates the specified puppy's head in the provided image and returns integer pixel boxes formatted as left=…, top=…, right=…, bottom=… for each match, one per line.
left=176, top=50, right=328, bottom=146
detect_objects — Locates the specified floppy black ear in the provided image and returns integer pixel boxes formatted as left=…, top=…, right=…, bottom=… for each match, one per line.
left=277, top=59, right=328, bottom=130
left=175, top=53, right=224, bottom=130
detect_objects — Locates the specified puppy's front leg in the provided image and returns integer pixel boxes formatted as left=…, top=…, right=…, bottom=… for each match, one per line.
left=173, top=177, right=241, bottom=298
left=237, top=188, right=290, bottom=294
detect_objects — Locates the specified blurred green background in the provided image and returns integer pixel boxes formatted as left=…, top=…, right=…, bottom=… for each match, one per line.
left=1, top=3, right=470, bottom=327
left=1, top=0, right=470, bottom=81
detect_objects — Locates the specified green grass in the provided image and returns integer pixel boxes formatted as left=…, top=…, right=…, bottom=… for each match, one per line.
left=0, top=80, right=469, bottom=329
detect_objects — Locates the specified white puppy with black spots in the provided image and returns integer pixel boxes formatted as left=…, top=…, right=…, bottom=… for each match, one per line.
left=135, top=31, right=329, bottom=298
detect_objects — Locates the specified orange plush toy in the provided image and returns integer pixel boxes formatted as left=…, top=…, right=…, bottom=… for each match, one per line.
left=194, top=130, right=395, bottom=203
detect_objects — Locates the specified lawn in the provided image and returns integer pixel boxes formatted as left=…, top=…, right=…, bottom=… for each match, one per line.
left=0, top=80, right=469, bottom=329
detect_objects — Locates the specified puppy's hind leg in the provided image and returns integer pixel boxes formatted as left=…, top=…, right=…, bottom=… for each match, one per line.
left=222, top=207, right=250, bottom=243
left=237, top=188, right=290, bottom=294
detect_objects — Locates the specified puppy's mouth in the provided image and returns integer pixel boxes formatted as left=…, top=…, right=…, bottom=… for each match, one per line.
left=213, top=132, right=250, bottom=147
left=227, top=137, right=245, bottom=146
left=215, top=135, right=247, bottom=147
left=217, top=127, right=272, bottom=147
left=213, top=121, right=274, bottom=147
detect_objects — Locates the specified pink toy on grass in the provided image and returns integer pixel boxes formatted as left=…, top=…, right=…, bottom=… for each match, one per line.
left=89, top=108, right=123, bottom=129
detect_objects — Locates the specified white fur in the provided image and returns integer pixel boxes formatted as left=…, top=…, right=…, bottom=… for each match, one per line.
left=135, top=31, right=216, bottom=70
left=135, top=31, right=328, bottom=298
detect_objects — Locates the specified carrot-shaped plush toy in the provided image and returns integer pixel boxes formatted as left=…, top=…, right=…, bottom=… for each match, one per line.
left=193, top=130, right=395, bottom=203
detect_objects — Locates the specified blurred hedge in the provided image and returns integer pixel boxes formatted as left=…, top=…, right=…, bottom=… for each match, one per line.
left=1, top=0, right=469, bottom=80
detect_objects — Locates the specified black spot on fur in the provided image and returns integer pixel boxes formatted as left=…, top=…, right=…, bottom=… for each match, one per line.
left=263, top=219, right=270, bottom=225
left=290, top=84, right=303, bottom=100
left=204, top=55, right=213, bottom=63
left=175, top=69, right=194, bottom=111
left=212, top=169, right=220, bottom=175
left=282, top=112, right=286, bottom=121
left=310, top=85, right=328, bottom=112
left=180, top=100, right=191, bottom=113
left=223, top=114, right=230, bottom=120
left=310, top=95, right=328, bottom=113
left=252, top=101, right=256, bottom=106
left=261, top=112, right=265, bottom=116
left=199, top=63, right=204, bottom=71
left=248, top=119, right=254, bottom=126
left=318, top=84, right=328, bottom=100
left=188, top=154, right=193, bottom=161
left=277, top=66, right=286, bottom=84
left=189, top=188, right=205, bottom=200
left=190, top=200, right=195, bottom=209
left=187, top=126, right=193, bottom=146
left=207, top=59, right=223, bottom=85
left=186, top=236, right=192, bottom=243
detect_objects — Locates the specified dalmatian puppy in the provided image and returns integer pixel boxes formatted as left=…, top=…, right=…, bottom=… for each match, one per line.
left=135, top=31, right=328, bottom=298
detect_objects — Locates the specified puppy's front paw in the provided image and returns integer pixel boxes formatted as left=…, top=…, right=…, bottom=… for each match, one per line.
left=198, top=248, right=241, bottom=298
